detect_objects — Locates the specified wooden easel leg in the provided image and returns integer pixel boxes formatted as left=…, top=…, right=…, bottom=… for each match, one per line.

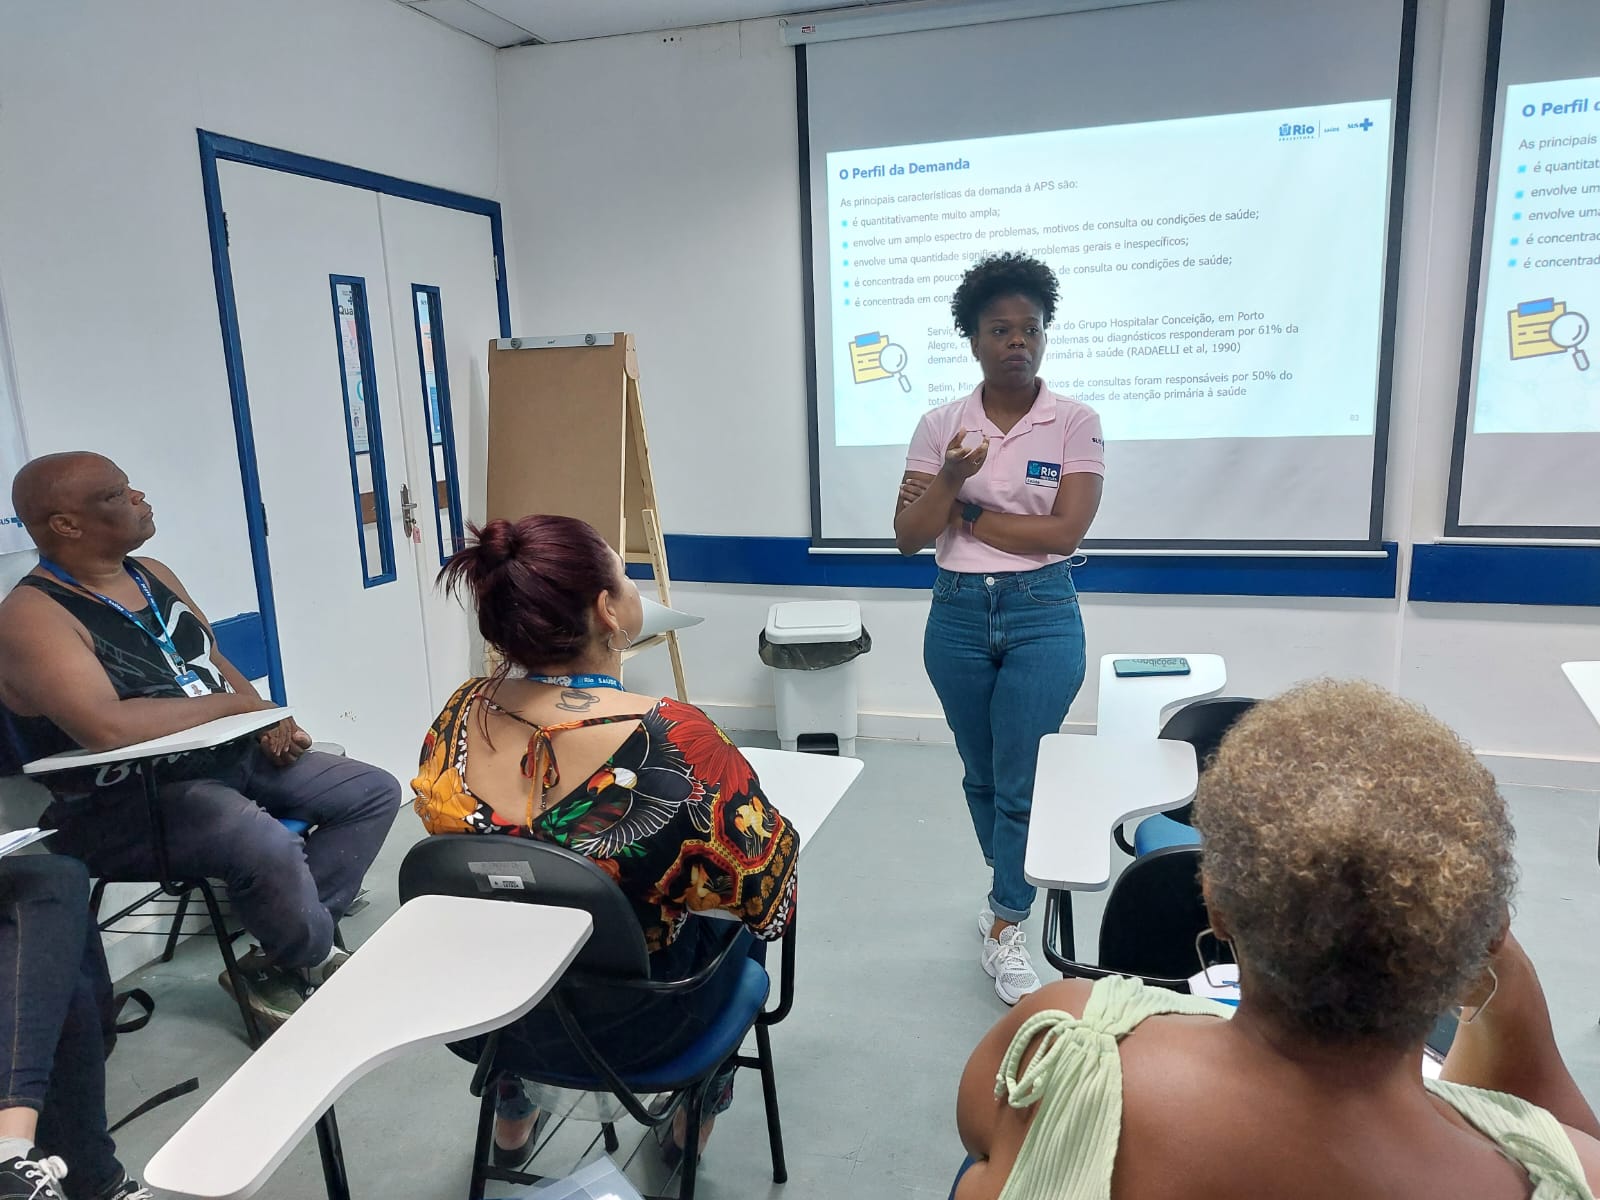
left=642, top=508, right=688, bottom=702
left=664, top=630, right=688, bottom=704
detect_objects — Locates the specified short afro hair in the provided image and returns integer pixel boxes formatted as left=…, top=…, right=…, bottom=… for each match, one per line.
left=1193, top=679, right=1516, bottom=1048
left=951, top=252, right=1059, bottom=338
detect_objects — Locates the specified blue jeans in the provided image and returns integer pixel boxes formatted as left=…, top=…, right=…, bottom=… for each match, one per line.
left=45, top=748, right=400, bottom=968
left=0, top=855, right=124, bottom=1198
left=924, top=560, right=1087, bottom=923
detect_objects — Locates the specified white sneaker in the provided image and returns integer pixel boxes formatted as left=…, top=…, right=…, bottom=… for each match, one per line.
left=977, top=904, right=996, bottom=940
left=982, top=925, right=1042, bottom=1006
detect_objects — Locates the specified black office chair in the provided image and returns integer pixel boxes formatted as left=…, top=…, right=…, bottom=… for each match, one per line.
left=83, top=742, right=351, bottom=1047
left=1042, top=844, right=1232, bottom=988
left=1114, top=697, right=1259, bottom=857
left=83, top=796, right=268, bottom=1047
left=0, top=717, right=268, bottom=1048
left=398, top=835, right=790, bottom=1200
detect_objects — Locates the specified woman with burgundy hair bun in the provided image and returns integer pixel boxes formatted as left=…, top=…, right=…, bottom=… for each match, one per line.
left=411, top=514, right=800, bottom=1169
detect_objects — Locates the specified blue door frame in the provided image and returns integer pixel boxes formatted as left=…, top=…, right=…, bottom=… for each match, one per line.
left=197, top=129, right=512, bottom=703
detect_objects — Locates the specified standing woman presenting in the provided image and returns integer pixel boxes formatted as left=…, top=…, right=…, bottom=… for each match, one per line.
left=894, top=253, right=1104, bottom=1005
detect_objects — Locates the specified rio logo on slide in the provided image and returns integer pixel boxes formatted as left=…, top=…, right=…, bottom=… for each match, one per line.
left=1026, top=461, right=1061, bottom=487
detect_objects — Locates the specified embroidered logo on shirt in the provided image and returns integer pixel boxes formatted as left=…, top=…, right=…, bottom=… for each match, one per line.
left=1026, top=460, right=1062, bottom=487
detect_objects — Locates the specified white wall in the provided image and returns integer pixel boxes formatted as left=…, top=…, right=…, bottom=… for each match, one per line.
left=0, top=0, right=500, bottom=621
left=499, top=20, right=809, bottom=538
left=0, top=0, right=501, bottom=977
left=497, top=3, right=1600, bottom=775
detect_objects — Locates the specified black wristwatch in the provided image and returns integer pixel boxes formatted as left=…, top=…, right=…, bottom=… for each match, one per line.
left=962, top=502, right=983, bottom=527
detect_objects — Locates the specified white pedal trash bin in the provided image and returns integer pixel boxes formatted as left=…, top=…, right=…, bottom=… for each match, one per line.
left=760, top=600, right=871, bottom=756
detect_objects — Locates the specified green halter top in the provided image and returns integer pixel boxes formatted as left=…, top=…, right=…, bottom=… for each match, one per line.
left=993, top=974, right=1594, bottom=1200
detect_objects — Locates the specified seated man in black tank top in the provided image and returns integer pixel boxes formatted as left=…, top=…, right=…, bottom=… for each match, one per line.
left=0, top=452, right=400, bottom=1031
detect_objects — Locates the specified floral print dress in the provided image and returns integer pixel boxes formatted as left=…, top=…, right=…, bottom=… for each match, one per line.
left=412, top=680, right=798, bottom=952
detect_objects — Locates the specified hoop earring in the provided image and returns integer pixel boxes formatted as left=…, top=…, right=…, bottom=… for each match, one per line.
left=1194, top=927, right=1232, bottom=989
left=1458, top=964, right=1498, bottom=1025
left=605, top=631, right=631, bottom=654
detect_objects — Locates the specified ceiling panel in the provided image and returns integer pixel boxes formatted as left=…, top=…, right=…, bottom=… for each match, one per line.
left=404, top=0, right=538, bottom=46
left=392, top=0, right=916, bottom=47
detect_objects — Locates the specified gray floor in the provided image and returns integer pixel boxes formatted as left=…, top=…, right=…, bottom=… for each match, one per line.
left=102, top=737, right=1600, bottom=1200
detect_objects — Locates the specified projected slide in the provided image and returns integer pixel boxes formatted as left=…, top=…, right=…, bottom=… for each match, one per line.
left=826, top=100, right=1392, bottom=448
left=1472, top=75, right=1600, bottom=435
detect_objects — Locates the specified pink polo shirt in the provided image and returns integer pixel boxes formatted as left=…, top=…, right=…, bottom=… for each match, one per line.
left=905, top=381, right=1104, bottom=573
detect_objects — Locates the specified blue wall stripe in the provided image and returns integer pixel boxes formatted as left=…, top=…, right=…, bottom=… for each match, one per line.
left=213, top=612, right=271, bottom=681
left=1409, top=543, right=1600, bottom=607
left=627, top=535, right=1400, bottom=599
left=215, top=543, right=1588, bottom=676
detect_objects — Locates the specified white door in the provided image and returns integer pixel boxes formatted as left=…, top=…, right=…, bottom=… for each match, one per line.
left=374, top=194, right=501, bottom=707
left=220, top=163, right=482, bottom=776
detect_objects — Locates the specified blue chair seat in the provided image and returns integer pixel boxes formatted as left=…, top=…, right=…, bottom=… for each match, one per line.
left=535, top=959, right=771, bottom=1093
left=1133, top=813, right=1202, bottom=856
left=397, top=834, right=789, bottom=1199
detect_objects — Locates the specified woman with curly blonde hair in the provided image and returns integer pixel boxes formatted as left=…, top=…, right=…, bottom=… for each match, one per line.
left=954, top=679, right=1600, bottom=1199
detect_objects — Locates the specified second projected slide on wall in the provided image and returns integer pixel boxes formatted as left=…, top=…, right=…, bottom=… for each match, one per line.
left=1473, top=75, right=1600, bottom=436
left=826, top=100, right=1392, bottom=448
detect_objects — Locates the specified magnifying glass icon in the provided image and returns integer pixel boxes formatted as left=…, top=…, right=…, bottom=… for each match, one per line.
left=1549, top=311, right=1589, bottom=371
left=879, top=342, right=912, bottom=393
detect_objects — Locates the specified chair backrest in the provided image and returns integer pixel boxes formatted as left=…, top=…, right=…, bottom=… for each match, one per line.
left=398, top=835, right=649, bottom=981
left=1096, top=844, right=1216, bottom=984
left=1158, top=696, right=1257, bottom=825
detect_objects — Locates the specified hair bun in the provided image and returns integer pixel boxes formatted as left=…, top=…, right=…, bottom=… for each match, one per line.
left=469, top=519, right=523, bottom=571
left=439, top=514, right=619, bottom=672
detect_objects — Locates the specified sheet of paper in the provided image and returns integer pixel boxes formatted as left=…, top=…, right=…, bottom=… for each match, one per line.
left=0, top=828, right=53, bottom=858
left=632, top=596, right=704, bottom=643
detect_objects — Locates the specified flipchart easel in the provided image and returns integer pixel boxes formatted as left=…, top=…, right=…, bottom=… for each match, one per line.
left=484, top=332, right=687, bottom=701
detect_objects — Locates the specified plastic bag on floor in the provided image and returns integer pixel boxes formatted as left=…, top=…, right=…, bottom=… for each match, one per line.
left=520, top=1153, right=644, bottom=1199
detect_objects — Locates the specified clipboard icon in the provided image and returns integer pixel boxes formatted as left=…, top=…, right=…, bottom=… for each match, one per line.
left=1508, top=298, right=1566, bottom=360
left=849, top=333, right=892, bottom=383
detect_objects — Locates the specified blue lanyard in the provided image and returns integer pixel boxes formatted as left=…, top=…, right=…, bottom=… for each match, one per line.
left=525, top=673, right=623, bottom=691
left=37, top=559, right=188, bottom=673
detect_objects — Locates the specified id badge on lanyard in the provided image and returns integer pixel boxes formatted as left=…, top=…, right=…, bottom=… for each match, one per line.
left=174, top=670, right=211, bottom=698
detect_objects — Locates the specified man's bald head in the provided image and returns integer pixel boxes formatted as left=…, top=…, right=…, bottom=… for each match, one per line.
left=11, top=452, right=113, bottom=532
left=9, top=453, right=154, bottom=559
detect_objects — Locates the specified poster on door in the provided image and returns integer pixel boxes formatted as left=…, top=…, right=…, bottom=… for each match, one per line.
left=337, top=294, right=371, bottom=453
left=414, top=293, right=444, bottom=445
left=0, top=291, right=31, bottom=556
